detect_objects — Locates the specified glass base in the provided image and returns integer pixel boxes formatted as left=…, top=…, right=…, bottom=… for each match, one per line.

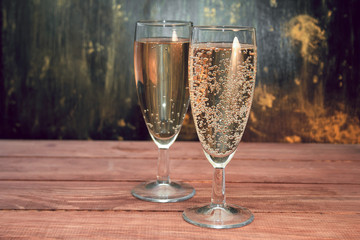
left=183, top=204, right=254, bottom=229
left=131, top=181, right=195, bottom=203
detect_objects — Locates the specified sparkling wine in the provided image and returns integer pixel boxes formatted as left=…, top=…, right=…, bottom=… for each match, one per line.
left=189, top=42, right=257, bottom=166
left=134, top=38, right=190, bottom=146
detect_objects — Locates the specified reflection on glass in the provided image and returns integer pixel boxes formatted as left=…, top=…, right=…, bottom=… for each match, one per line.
left=132, top=20, right=195, bottom=202
left=183, top=26, right=257, bottom=228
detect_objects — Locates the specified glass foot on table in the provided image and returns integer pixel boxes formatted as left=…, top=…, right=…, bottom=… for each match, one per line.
left=183, top=204, right=254, bottom=229
left=131, top=181, right=195, bottom=203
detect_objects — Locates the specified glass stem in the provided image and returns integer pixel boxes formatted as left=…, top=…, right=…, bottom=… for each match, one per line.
left=211, top=167, right=226, bottom=206
left=157, top=148, right=170, bottom=184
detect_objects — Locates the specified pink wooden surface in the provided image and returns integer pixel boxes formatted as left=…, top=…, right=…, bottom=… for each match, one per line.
left=0, top=141, right=359, bottom=239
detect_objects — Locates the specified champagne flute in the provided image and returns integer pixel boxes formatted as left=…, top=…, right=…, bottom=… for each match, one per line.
left=183, top=26, right=257, bottom=228
left=132, top=20, right=195, bottom=202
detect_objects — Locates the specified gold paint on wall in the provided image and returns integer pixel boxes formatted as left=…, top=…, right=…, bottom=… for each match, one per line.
left=254, top=84, right=276, bottom=110
left=248, top=12, right=359, bottom=144
left=286, top=15, right=326, bottom=64
left=309, top=111, right=360, bottom=144
left=270, top=0, right=278, bottom=8
left=1, top=1, right=358, bottom=143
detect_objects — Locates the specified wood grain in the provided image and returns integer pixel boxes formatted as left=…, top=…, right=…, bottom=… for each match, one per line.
left=1, top=141, right=359, bottom=184
left=1, top=141, right=359, bottom=161
left=0, top=157, right=359, bottom=184
left=0, top=211, right=359, bottom=240
left=0, top=181, right=359, bottom=214
left=0, top=141, right=359, bottom=239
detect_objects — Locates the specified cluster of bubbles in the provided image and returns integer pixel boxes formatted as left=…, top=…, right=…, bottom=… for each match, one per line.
left=143, top=102, right=187, bottom=138
left=136, top=40, right=190, bottom=141
left=189, top=44, right=256, bottom=158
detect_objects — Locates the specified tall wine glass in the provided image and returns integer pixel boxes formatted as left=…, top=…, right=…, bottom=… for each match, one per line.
left=183, top=26, right=257, bottom=228
left=132, top=20, right=195, bottom=202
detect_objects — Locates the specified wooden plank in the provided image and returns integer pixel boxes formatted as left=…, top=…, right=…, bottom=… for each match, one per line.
left=0, top=156, right=359, bottom=184
left=0, top=181, right=359, bottom=214
left=0, top=141, right=359, bottom=239
left=0, top=211, right=359, bottom=239
left=1, top=141, right=359, bottom=161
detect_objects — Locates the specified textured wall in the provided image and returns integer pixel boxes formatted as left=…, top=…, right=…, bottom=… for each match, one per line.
left=1, top=0, right=359, bottom=143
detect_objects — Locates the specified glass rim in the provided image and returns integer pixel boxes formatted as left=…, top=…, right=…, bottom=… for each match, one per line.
left=136, top=20, right=193, bottom=27
left=193, top=26, right=255, bottom=31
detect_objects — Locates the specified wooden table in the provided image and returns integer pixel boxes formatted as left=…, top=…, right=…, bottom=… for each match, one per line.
left=0, top=141, right=359, bottom=239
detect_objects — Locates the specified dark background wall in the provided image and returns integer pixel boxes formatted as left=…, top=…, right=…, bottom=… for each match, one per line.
left=1, top=0, right=359, bottom=143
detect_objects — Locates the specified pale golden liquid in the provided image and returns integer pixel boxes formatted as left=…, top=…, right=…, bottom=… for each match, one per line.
left=134, top=38, right=190, bottom=146
left=189, top=43, right=257, bottom=166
